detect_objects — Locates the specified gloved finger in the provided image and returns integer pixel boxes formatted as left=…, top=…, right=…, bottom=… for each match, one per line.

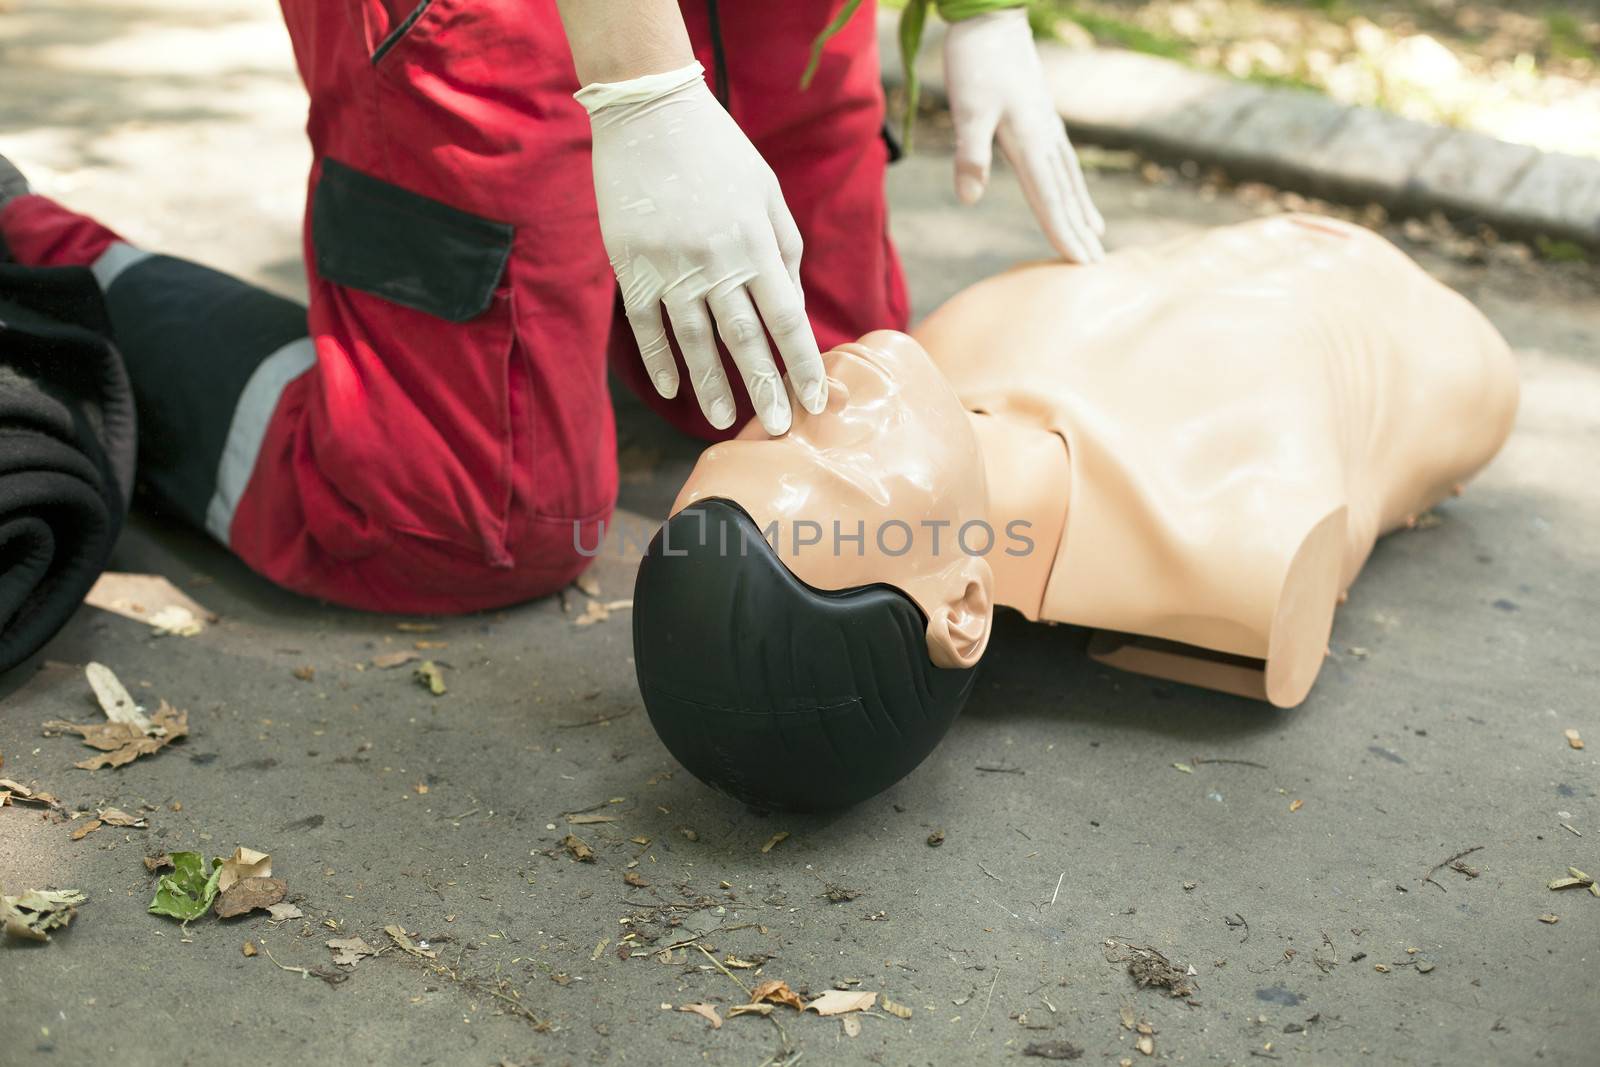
left=664, top=296, right=739, bottom=430
left=767, top=199, right=806, bottom=300
left=748, top=250, right=826, bottom=415
left=623, top=301, right=679, bottom=399
left=952, top=108, right=999, bottom=206
left=708, top=282, right=792, bottom=436
left=1005, top=131, right=1095, bottom=264
left=1049, top=143, right=1105, bottom=261
left=1060, top=139, right=1106, bottom=237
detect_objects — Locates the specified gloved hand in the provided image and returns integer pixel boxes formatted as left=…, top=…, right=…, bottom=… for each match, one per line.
left=943, top=7, right=1105, bottom=263
left=576, top=62, right=826, bottom=435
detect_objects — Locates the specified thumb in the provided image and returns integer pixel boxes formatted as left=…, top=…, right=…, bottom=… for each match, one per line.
left=952, top=113, right=996, bottom=206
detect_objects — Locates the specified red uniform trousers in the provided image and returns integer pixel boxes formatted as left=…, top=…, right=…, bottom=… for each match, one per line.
left=0, top=0, right=907, bottom=613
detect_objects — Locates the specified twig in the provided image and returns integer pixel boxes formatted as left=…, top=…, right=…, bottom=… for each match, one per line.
left=1190, top=757, right=1269, bottom=769
left=696, top=943, right=751, bottom=997
left=975, top=764, right=1025, bottom=774
left=257, top=940, right=314, bottom=979
left=970, top=968, right=999, bottom=1039
left=1050, top=872, right=1065, bottom=906
left=978, top=862, right=1003, bottom=883
left=556, top=711, right=633, bottom=729
left=1423, top=845, right=1484, bottom=892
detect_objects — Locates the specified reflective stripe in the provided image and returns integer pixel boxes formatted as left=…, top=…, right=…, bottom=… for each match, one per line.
left=91, top=241, right=153, bottom=291
left=204, top=336, right=316, bottom=543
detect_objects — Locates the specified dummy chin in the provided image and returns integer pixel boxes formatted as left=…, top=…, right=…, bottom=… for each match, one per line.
left=632, top=499, right=988, bottom=812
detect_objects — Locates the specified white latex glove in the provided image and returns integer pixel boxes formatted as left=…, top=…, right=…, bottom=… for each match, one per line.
left=576, top=62, right=825, bottom=435
left=943, top=8, right=1106, bottom=263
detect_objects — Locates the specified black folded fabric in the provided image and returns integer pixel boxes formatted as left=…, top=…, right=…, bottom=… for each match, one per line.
left=0, top=265, right=136, bottom=674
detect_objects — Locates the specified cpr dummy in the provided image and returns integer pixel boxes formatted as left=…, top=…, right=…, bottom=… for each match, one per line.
left=668, top=214, right=1518, bottom=707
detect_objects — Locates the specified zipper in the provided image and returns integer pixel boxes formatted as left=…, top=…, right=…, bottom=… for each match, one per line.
left=706, top=0, right=731, bottom=107
left=371, top=0, right=435, bottom=65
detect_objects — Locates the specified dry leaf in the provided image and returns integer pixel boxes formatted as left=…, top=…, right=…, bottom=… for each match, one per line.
left=215, top=877, right=287, bottom=918
left=414, top=661, right=447, bottom=696
left=395, top=622, right=438, bottom=633
left=678, top=1003, right=723, bottom=1029
left=881, top=997, right=912, bottom=1019
left=0, top=779, right=62, bottom=809
left=575, top=599, right=609, bottom=626
left=328, top=935, right=378, bottom=966
left=45, top=669, right=188, bottom=771
left=574, top=573, right=601, bottom=598
left=85, top=662, right=147, bottom=726
left=143, top=853, right=174, bottom=873
left=1565, top=728, right=1584, bottom=750
left=385, top=924, right=438, bottom=959
left=148, top=605, right=203, bottom=636
left=1538, top=913, right=1560, bottom=924
left=68, top=702, right=188, bottom=769
left=750, top=979, right=806, bottom=1010
left=267, top=902, right=303, bottom=921
left=623, top=872, right=650, bottom=888
left=565, top=813, right=616, bottom=825
left=562, top=834, right=595, bottom=863
left=728, top=1003, right=774, bottom=1018
left=98, top=807, right=146, bottom=828
left=760, top=831, right=790, bottom=854
left=1136, top=1034, right=1155, bottom=1055
left=242, top=940, right=258, bottom=957
left=70, top=819, right=103, bottom=841
left=926, top=830, right=945, bottom=847
left=217, top=847, right=271, bottom=893
left=292, top=666, right=316, bottom=682
left=85, top=573, right=215, bottom=634
left=372, top=650, right=420, bottom=670
left=805, top=990, right=878, bottom=1016
left=1289, top=799, right=1304, bottom=813
left=2, top=887, right=85, bottom=941
left=843, top=1016, right=862, bottom=1037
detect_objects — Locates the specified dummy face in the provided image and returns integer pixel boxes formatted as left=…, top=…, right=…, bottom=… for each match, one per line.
left=633, top=330, right=991, bottom=811
left=673, top=330, right=995, bottom=668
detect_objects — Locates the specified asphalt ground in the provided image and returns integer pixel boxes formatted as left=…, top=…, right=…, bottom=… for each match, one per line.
left=3, top=2, right=1597, bottom=1064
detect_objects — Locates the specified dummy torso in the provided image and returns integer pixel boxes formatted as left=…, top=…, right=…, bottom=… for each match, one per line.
left=672, top=214, right=1518, bottom=706
left=915, top=214, right=1517, bottom=703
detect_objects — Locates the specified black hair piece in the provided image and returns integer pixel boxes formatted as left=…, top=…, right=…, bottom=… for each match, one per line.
left=632, top=499, right=978, bottom=811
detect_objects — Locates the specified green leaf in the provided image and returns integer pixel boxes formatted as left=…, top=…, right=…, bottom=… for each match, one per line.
left=148, top=851, right=222, bottom=921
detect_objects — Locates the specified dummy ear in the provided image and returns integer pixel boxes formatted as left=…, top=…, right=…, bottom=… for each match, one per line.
left=925, top=555, right=994, bottom=669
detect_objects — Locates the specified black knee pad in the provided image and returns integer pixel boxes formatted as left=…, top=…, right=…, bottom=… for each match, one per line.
left=632, top=499, right=977, bottom=811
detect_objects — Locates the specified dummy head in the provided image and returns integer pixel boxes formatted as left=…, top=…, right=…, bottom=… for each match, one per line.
left=632, top=331, right=995, bottom=810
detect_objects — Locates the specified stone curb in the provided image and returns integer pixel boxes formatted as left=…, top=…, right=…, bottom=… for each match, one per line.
left=880, top=13, right=1600, bottom=248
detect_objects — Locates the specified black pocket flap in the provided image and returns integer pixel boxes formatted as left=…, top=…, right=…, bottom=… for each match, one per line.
left=312, top=158, right=514, bottom=323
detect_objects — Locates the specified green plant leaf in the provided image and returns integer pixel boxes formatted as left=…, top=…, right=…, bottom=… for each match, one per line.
left=148, top=851, right=222, bottom=921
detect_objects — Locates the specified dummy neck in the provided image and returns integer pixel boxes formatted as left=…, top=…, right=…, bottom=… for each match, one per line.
left=967, top=412, right=1070, bottom=620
